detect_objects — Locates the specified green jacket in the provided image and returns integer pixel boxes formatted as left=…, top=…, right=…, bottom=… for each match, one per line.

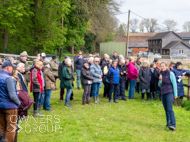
left=60, top=66, right=73, bottom=89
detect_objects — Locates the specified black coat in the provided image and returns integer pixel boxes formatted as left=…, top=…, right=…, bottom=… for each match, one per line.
left=139, top=67, right=151, bottom=89
left=81, top=65, right=94, bottom=85
left=117, top=64, right=127, bottom=82
left=154, top=67, right=160, bottom=91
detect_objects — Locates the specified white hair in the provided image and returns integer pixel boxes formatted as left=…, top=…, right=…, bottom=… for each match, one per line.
left=45, top=64, right=50, bottom=68
left=94, top=57, right=100, bottom=62
left=119, top=55, right=124, bottom=61
left=120, top=59, right=125, bottom=64
left=17, top=63, right=25, bottom=69
left=109, top=59, right=112, bottom=64
left=88, top=57, right=94, bottom=62
left=65, top=58, right=71, bottom=65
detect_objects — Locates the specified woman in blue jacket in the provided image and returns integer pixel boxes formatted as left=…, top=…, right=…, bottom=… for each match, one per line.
left=172, top=62, right=190, bottom=106
left=107, top=60, right=120, bottom=103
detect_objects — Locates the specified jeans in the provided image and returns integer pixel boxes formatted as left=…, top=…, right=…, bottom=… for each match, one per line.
left=83, top=84, right=91, bottom=102
left=76, top=70, right=81, bottom=88
left=135, top=82, right=140, bottom=94
left=60, top=88, right=74, bottom=100
left=33, top=92, right=40, bottom=110
left=65, top=89, right=72, bottom=104
left=92, top=83, right=100, bottom=97
left=162, top=93, right=176, bottom=128
left=118, top=81, right=126, bottom=100
left=38, top=92, right=45, bottom=108
left=141, top=89, right=150, bottom=93
left=109, top=84, right=119, bottom=101
left=129, top=80, right=136, bottom=99
left=43, top=90, right=52, bottom=110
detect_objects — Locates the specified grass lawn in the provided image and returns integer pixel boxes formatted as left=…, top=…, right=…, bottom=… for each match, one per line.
left=18, top=80, right=190, bottom=142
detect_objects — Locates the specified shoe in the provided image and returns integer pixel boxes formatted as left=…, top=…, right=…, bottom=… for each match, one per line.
left=60, top=99, right=63, bottom=102
left=114, top=100, right=119, bottom=103
left=82, top=101, right=87, bottom=105
left=168, top=126, right=176, bottom=131
left=44, top=109, right=53, bottom=111
left=38, top=110, right=42, bottom=114
left=65, top=102, right=72, bottom=107
left=131, top=98, right=135, bottom=100
left=122, top=99, right=127, bottom=101
left=142, top=99, right=145, bottom=101
left=87, top=101, right=91, bottom=105
left=109, top=100, right=113, bottom=103
left=71, top=99, right=76, bottom=101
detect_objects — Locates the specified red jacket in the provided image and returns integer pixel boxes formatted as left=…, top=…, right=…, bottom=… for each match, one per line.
left=127, top=62, right=138, bottom=80
left=30, top=67, right=43, bottom=93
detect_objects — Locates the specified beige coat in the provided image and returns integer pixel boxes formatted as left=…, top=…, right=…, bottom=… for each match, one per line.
left=50, top=60, right=58, bottom=77
left=43, top=67, right=56, bottom=90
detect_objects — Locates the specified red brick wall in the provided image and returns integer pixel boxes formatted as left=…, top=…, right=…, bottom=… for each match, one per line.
left=129, top=47, right=148, bottom=55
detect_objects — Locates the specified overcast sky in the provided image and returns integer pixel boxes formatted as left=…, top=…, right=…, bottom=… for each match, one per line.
left=116, top=0, right=190, bottom=32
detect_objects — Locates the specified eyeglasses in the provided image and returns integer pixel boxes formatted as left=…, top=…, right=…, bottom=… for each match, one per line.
left=95, top=61, right=99, bottom=62
left=79, top=54, right=82, bottom=55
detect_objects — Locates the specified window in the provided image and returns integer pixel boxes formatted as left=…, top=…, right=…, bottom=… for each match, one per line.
left=179, top=50, right=184, bottom=54
left=189, top=40, right=190, bottom=44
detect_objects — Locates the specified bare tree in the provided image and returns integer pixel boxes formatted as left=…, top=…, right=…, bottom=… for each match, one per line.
left=163, top=19, right=178, bottom=31
left=140, top=18, right=157, bottom=33
left=129, top=18, right=139, bottom=33
left=183, top=21, right=190, bottom=32
left=139, top=20, right=145, bottom=33
left=121, top=23, right=127, bottom=34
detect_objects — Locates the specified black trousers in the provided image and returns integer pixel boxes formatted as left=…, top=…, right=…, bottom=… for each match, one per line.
left=33, top=92, right=40, bottom=111
left=83, top=84, right=91, bottom=102
left=103, top=82, right=110, bottom=98
left=125, top=80, right=129, bottom=91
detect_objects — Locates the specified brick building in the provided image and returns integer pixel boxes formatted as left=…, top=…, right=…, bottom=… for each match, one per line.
left=114, top=33, right=156, bottom=55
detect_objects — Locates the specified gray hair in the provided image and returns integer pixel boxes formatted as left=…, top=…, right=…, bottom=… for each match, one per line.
left=88, top=57, right=94, bottom=62
left=65, top=58, right=71, bottom=65
left=94, top=57, right=100, bottom=62
left=119, top=55, right=124, bottom=61
left=17, top=63, right=25, bottom=69
left=120, top=59, right=125, bottom=64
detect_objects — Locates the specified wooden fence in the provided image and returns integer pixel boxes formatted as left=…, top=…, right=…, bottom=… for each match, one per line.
left=183, top=74, right=190, bottom=100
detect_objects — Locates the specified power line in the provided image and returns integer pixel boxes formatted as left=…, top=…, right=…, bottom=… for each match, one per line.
left=130, top=10, right=166, bottom=28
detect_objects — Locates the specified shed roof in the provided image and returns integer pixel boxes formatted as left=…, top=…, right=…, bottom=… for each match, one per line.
left=162, top=41, right=190, bottom=49
left=148, top=31, right=182, bottom=40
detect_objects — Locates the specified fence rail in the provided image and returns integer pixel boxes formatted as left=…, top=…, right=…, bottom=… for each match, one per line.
left=183, top=74, right=190, bottom=100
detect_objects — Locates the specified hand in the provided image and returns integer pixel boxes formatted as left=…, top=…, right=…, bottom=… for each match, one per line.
left=99, top=75, right=102, bottom=79
left=26, top=71, right=30, bottom=74
left=182, top=72, right=186, bottom=76
left=72, top=75, right=75, bottom=78
left=159, top=75, right=162, bottom=81
left=174, top=96, right=178, bottom=99
left=178, top=76, right=182, bottom=79
left=123, top=71, right=126, bottom=74
left=121, top=72, right=124, bottom=75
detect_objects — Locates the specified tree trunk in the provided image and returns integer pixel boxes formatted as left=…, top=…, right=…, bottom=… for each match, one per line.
left=4, top=26, right=8, bottom=51
left=71, top=45, right=74, bottom=54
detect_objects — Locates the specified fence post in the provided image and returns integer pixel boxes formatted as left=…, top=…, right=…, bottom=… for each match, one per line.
left=188, top=75, right=190, bottom=100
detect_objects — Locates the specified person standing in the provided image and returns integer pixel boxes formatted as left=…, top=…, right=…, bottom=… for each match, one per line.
left=154, top=61, right=161, bottom=100
left=0, top=61, right=20, bottom=142
left=74, top=51, right=84, bottom=90
left=18, top=51, right=31, bottom=86
left=60, top=58, right=75, bottom=107
left=135, top=56, right=142, bottom=94
left=50, top=55, right=59, bottom=90
left=17, top=63, right=28, bottom=92
left=30, top=61, right=43, bottom=117
left=150, top=63, right=156, bottom=99
left=125, top=56, right=130, bottom=91
left=172, top=62, right=190, bottom=106
left=43, top=61, right=55, bottom=111
left=111, top=51, right=118, bottom=60
left=108, top=60, right=120, bottom=103
left=90, top=57, right=102, bottom=103
left=81, top=60, right=94, bottom=105
left=127, top=56, right=138, bottom=99
left=158, top=62, right=177, bottom=131
left=117, top=59, right=127, bottom=101
left=139, top=60, right=151, bottom=101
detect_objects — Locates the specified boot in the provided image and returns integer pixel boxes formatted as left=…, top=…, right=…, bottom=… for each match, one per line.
left=33, top=110, right=43, bottom=117
left=87, top=101, right=91, bottom=105
left=178, top=98, right=183, bottom=106
left=154, top=93, right=159, bottom=100
left=174, top=99, right=178, bottom=106
left=94, top=97, right=98, bottom=104
left=147, top=93, right=150, bottom=101
left=82, top=101, right=87, bottom=105
left=97, top=97, right=101, bottom=103
left=141, top=93, right=145, bottom=101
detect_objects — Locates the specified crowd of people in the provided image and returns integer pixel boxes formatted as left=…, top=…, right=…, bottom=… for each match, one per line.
left=0, top=50, right=190, bottom=141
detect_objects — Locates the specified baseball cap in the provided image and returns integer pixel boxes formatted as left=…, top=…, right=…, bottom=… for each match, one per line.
left=2, top=60, right=16, bottom=68
left=40, top=53, right=46, bottom=58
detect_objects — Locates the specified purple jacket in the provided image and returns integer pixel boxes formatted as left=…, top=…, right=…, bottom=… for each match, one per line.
left=127, top=62, right=138, bottom=80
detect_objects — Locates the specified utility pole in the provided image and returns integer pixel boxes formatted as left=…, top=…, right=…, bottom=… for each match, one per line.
left=126, top=10, right=130, bottom=57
